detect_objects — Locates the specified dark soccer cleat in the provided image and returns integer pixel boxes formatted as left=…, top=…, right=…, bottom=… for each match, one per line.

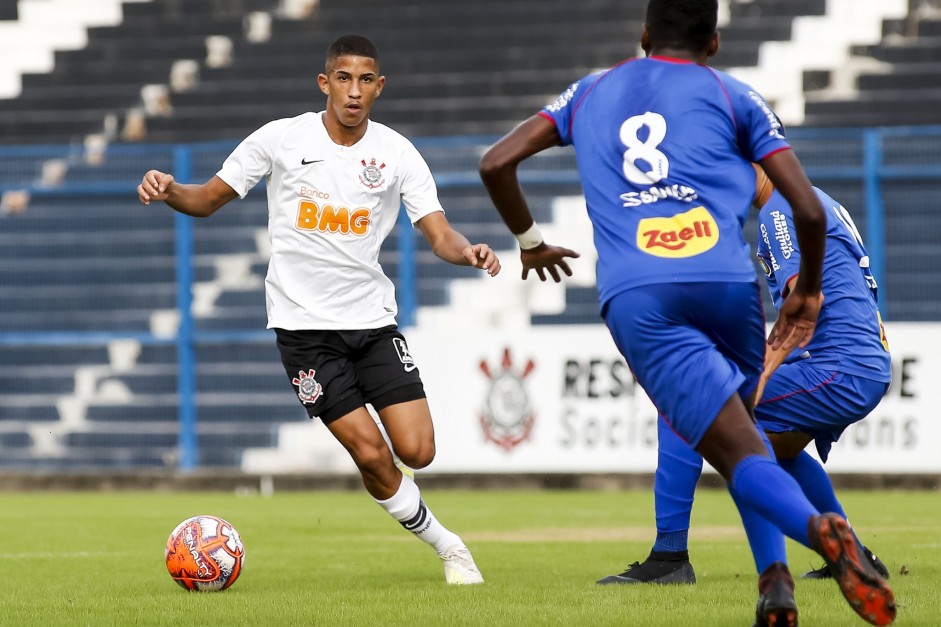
left=803, top=547, right=890, bottom=581
left=808, top=513, right=896, bottom=626
left=596, top=550, right=696, bottom=585
left=753, top=562, right=798, bottom=627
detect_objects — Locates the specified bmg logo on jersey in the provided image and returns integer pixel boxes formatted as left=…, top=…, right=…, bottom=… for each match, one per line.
left=296, top=200, right=371, bottom=236
left=637, top=206, right=719, bottom=258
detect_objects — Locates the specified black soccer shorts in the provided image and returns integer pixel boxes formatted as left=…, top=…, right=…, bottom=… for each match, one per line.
left=274, top=325, right=426, bottom=424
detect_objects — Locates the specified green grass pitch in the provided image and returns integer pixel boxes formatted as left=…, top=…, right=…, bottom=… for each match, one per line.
left=0, top=488, right=936, bottom=625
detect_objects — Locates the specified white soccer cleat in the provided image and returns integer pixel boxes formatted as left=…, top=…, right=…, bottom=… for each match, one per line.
left=440, top=545, right=484, bottom=585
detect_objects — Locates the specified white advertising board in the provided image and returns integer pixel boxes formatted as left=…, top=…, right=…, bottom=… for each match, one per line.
left=409, top=322, right=938, bottom=474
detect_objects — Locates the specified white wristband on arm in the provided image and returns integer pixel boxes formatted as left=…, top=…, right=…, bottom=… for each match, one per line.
left=514, top=222, right=544, bottom=250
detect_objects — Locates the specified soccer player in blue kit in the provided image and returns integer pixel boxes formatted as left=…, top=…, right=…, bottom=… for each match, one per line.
left=596, top=166, right=892, bottom=588
left=479, top=1, right=895, bottom=625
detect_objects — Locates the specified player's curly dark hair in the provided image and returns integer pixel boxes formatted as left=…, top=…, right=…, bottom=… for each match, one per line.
left=325, top=35, right=379, bottom=69
left=645, top=0, right=718, bottom=53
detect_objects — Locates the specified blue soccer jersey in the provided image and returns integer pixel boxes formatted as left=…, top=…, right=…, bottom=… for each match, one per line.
left=539, top=56, right=789, bottom=308
left=756, top=188, right=891, bottom=382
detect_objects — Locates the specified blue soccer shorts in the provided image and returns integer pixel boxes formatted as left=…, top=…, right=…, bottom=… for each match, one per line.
left=756, top=362, right=889, bottom=462
left=603, top=281, right=765, bottom=448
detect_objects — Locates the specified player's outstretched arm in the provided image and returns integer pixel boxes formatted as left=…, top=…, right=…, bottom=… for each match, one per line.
left=479, top=115, right=560, bottom=234
left=759, top=149, right=826, bottom=349
left=479, top=115, right=579, bottom=282
left=138, top=171, right=238, bottom=218
left=417, top=212, right=501, bottom=276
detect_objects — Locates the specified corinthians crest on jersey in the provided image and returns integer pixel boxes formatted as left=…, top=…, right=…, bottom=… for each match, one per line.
left=359, top=158, right=386, bottom=189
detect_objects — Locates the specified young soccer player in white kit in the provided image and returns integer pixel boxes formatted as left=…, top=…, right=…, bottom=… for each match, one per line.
left=138, top=35, right=499, bottom=585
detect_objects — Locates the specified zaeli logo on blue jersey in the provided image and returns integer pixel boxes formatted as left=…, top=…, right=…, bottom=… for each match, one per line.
left=637, top=206, right=719, bottom=258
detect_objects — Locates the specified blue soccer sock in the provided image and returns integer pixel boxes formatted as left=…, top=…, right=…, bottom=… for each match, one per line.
left=730, top=454, right=819, bottom=549
left=778, top=450, right=847, bottom=518
left=730, top=488, right=787, bottom=573
left=729, top=429, right=786, bottom=573
left=653, top=416, right=702, bottom=553
left=654, top=530, right=690, bottom=553
left=779, top=450, right=864, bottom=546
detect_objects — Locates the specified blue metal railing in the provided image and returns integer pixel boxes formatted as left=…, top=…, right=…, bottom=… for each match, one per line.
left=171, top=146, right=198, bottom=470
left=2, top=127, right=941, bottom=469
left=862, top=129, right=886, bottom=297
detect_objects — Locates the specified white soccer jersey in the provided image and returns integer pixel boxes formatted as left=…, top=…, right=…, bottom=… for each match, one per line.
left=216, top=111, right=444, bottom=330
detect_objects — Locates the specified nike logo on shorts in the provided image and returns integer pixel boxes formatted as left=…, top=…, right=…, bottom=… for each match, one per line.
left=301, top=158, right=323, bottom=165
left=393, top=337, right=417, bottom=373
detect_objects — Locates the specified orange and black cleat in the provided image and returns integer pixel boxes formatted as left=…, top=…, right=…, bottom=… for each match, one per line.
left=809, top=513, right=897, bottom=625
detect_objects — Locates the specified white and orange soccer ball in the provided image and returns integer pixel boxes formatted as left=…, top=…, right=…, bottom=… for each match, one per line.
left=165, top=515, right=244, bottom=591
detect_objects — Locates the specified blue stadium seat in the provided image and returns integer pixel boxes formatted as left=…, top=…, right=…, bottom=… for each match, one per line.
left=0, top=404, right=60, bottom=422
left=0, top=431, right=32, bottom=448
left=0, top=346, right=109, bottom=366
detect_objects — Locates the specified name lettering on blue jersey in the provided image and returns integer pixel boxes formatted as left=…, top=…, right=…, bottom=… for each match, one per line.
left=758, top=223, right=780, bottom=271
left=770, top=210, right=795, bottom=258
left=546, top=82, right=580, bottom=113
left=747, top=91, right=786, bottom=139
left=621, top=184, right=699, bottom=207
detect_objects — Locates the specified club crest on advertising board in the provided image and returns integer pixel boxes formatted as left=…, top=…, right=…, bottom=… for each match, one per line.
left=479, top=348, right=536, bottom=451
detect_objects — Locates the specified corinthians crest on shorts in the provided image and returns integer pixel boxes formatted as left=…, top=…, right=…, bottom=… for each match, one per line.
left=359, top=158, right=386, bottom=189
left=292, top=369, right=323, bottom=404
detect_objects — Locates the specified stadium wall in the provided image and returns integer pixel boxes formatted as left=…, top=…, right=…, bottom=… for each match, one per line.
left=241, top=322, right=938, bottom=476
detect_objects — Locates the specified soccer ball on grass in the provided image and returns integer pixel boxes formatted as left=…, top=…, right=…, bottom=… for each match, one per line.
left=165, top=515, right=244, bottom=591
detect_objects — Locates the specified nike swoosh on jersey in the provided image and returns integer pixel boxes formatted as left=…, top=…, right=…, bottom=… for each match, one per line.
left=301, top=158, right=323, bottom=165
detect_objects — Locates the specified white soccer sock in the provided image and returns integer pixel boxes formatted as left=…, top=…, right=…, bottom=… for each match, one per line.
left=374, top=473, right=462, bottom=555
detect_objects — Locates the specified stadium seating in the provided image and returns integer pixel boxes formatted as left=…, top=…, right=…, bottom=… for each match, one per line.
left=804, top=10, right=941, bottom=127
left=1, top=0, right=940, bottom=470
left=0, top=0, right=824, bottom=143
left=0, top=0, right=647, bottom=144
left=0, top=0, right=936, bottom=145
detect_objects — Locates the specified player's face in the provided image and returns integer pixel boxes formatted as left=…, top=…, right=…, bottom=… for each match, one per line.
left=318, top=55, right=384, bottom=130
